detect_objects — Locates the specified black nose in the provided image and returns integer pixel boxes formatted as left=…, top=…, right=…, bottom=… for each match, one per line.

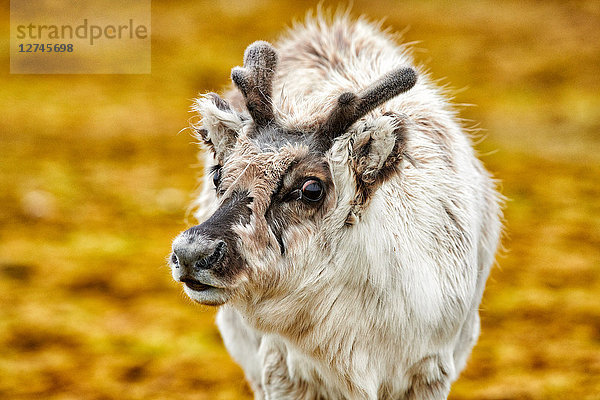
left=172, top=239, right=227, bottom=271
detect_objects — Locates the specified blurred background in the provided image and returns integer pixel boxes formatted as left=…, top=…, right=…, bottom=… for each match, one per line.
left=1, top=0, right=599, bottom=399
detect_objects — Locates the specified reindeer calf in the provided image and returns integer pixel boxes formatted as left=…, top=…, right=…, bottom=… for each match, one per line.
left=169, top=15, right=502, bottom=400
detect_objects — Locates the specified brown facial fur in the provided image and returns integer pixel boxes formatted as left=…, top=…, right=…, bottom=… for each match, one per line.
left=209, top=132, right=335, bottom=293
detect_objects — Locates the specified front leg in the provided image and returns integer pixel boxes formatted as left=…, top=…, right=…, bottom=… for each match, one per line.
left=259, top=338, right=321, bottom=400
left=405, top=354, right=454, bottom=400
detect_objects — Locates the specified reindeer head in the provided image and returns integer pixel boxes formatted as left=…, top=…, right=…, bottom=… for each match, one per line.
left=169, top=41, right=416, bottom=306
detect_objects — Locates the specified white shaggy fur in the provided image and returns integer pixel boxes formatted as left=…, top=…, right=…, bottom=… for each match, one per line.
left=181, top=14, right=502, bottom=400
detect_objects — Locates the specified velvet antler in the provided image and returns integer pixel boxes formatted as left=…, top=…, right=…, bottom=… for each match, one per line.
left=321, top=67, right=417, bottom=145
left=231, top=41, right=278, bottom=128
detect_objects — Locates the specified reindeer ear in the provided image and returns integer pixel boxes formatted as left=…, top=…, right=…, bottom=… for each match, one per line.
left=348, top=113, right=409, bottom=201
left=193, top=93, right=244, bottom=162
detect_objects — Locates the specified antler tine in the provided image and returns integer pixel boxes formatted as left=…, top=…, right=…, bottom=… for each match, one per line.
left=321, top=67, right=417, bottom=144
left=231, top=41, right=278, bottom=127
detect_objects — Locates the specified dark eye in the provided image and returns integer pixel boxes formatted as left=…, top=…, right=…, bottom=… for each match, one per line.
left=301, top=179, right=324, bottom=202
left=211, top=165, right=222, bottom=188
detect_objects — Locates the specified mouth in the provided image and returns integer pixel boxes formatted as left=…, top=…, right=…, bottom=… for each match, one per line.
left=181, top=278, right=213, bottom=292
left=178, top=277, right=230, bottom=306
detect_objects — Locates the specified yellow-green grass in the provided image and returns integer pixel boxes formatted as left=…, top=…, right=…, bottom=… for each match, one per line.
left=1, top=1, right=599, bottom=399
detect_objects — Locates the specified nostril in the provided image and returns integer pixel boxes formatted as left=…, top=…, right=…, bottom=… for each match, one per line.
left=194, top=240, right=227, bottom=270
left=170, top=252, right=179, bottom=267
